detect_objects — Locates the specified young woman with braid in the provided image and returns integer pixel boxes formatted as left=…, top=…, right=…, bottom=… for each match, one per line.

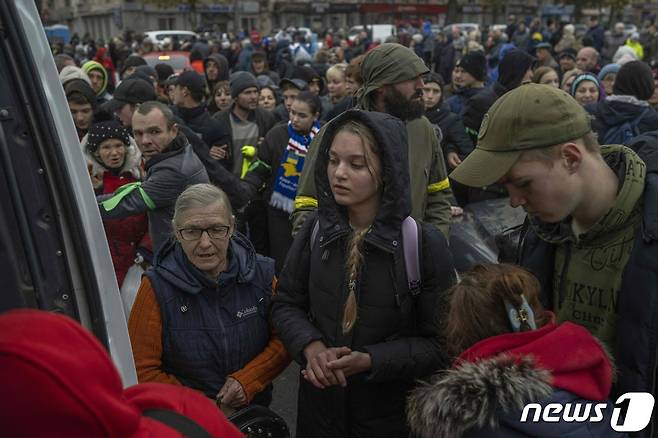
left=271, top=110, right=457, bottom=438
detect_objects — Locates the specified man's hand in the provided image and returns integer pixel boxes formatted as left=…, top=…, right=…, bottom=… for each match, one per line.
left=302, top=341, right=351, bottom=389
left=210, top=144, right=228, bottom=160
left=216, top=377, right=247, bottom=409
left=326, top=351, right=372, bottom=378
left=447, top=152, right=462, bottom=169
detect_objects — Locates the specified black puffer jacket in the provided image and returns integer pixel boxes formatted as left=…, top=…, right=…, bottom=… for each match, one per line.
left=425, top=101, right=474, bottom=160
left=586, top=99, right=658, bottom=143
left=271, top=110, right=456, bottom=438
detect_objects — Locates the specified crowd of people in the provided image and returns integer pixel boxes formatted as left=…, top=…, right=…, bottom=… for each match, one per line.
left=29, top=13, right=658, bottom=437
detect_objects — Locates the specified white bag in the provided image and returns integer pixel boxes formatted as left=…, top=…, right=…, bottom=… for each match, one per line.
left=120, top=263, right=145, bottom=321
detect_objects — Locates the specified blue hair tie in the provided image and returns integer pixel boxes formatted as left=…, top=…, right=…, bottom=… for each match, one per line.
left=504, top=295, right=537, bottom=332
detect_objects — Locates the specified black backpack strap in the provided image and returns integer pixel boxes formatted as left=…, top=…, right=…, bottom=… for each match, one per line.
left=143, top=408, right=213, bottom=438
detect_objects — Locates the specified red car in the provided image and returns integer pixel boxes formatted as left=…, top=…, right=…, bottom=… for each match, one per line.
left=143, top=51, right=191, bottom=74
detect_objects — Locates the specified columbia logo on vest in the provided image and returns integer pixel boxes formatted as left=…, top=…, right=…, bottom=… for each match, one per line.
left=236, top=306, right=258, bottom=318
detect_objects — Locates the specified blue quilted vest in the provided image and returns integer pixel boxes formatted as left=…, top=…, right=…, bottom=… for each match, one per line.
left=146, top=233, right=275, bottom=401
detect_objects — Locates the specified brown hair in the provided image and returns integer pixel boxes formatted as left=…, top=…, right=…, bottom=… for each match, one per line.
left=445, top=264, right=547, bottom=357
left=532, top=66, right=557, bottom=84
left=345, top=55, right=366, bottom=85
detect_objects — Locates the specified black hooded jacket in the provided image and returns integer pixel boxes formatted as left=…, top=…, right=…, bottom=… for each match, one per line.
left=425, top=101, right=474, bottom=159
left=271, top=110, right=456, bottom=438
left=204, top=54, right=230, bottom=90
left=586, top=100, right=658, bottom=142
left=462, top=49, right=535, bottom=143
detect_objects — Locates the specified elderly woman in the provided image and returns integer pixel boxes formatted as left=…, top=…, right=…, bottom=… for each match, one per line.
left=83, top=121, right=147, bottom=287
left=128, top=183, right=289, bottom=411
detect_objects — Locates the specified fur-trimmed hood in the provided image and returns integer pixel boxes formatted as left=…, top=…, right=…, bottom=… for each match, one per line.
left=408, top=320, right=617, bottom=438
left=80, top=133, right=142, bottom=180
left=408, top=355, right=552, bottom=438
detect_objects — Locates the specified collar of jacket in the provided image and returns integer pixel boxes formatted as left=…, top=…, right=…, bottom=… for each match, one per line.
left=144, top=132, right=188, bottom=169
left=314, top=109, right=412, bottom=253
left=174, top=104, right=208, bottom=122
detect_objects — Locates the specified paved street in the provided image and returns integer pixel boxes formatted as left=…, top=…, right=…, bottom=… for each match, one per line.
left=271, top=362, right=300, bottom=436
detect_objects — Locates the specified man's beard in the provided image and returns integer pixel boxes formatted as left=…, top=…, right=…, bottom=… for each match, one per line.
left=382, top=87, right=425, bottom=121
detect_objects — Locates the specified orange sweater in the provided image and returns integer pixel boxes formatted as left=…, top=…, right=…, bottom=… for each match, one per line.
left=128, top=276, right=290, bottom=402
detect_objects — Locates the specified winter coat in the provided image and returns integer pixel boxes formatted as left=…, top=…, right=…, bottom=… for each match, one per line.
left=272, top=110, right=457, bottom=438
left=425, top=102, right=474, bottom=160
left=97, top=133, right=209, bottom=252
left=140, top=232, right=287, bottom=402
left=517, top=145, right=658, bottom=438
left=586, top=98, right=658, bottom=143
left=586, top=25, right=606, bottom=52
left=408, top=316, right=623, bottom=438
left=447, top=86, right=486, bottom=116
left=82, top=134, right=147, bottom=286
left=171, top=104, right=230, bottom=151
left=433, top=40, right=456, bottom=84
left=204, top=54, right=230, bottom=91
left=213, top=106, right=277, bottom=174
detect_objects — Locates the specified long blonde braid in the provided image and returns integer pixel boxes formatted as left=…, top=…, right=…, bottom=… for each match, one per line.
left=342, top=228, right=369, bottom=334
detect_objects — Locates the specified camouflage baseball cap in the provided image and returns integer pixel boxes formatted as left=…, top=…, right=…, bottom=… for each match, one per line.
left=449, top=83, right=592, bottom=187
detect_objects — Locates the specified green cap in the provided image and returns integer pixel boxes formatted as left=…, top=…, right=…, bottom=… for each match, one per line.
left=450, top=83, right=592, bottom=187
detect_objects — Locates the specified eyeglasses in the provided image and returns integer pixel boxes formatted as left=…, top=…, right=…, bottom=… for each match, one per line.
left=177, top=226, right=230, bottom=241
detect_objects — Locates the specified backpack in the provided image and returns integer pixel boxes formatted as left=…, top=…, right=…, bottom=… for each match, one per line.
left=602, top=108, right=651, bottom=145
left=310, top=216, right=422, bottom=296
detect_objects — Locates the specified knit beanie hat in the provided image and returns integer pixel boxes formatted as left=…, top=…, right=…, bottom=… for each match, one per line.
left=613, top=61, right=655, bottom=100
left=456, top=51, right=487, bottom=82
left=64, top=78, right=98, bottom=109
left=497, top=48, right=535, bottom=91
left=86, top=121, right=130, bottom=153
left=597, top=63, right=621, bottom=81
left=230, top=71, right=259, bottom=98
left=120, top=55, right=147, bottom=77
left=154, top=63, right=175, bottom=83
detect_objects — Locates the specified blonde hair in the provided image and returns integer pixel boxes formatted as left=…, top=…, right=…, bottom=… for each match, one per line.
left=326, top=63, right=347, bottom=81
left=331, top=119, right=382, bottom=333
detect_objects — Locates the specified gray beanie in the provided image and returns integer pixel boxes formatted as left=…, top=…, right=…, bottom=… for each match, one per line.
left=230, top=71, right=259, bottom=98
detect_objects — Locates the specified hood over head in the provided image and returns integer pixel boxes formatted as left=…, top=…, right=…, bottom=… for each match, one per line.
left=60, top=65, right=92, bottom=87
left=314, top=109, right=411, bottom=251
left=81, top=60, right=109, bottom=96
left=204, top=54, right=230, bottom=82
left=497, top=48, right=535, bottom=92
left=0, top=309, right=242, bottom=437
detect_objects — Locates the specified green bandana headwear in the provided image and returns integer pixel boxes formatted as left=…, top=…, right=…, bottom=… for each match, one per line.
left=355, top=43, right=429, bottom=111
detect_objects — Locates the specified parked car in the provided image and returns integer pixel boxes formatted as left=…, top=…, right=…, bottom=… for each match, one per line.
left=348, top=24, right=397, bottom=43
left=444, top=22, right=480, bottom=37
left=143, top=51, right=191, bottom=74
left=143, top=30, right=198, bottom=46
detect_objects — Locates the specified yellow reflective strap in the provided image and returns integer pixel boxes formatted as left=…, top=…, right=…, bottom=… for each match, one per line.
left=294, top=196, right=318, bottom=210
left=427, top=178, right=450, bottom=193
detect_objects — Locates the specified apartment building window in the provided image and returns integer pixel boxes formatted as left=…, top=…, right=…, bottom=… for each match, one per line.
left=158, top=17, right=176, bottom=30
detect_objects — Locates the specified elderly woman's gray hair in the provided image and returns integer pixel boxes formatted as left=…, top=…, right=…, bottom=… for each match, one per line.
left=172, top=183, right=233, bottom=227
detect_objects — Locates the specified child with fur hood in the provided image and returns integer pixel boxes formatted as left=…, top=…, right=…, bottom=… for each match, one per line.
left=407, top=264, right=625, bottom=438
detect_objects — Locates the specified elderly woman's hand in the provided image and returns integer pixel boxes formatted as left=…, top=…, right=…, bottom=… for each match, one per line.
left=217, top=377, right=247, bottom=408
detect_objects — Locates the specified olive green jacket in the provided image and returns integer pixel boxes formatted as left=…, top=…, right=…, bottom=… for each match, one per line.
left=291, top=113, right=453, bottom=238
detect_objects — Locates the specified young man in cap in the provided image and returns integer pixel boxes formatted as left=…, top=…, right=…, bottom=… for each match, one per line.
left=64, top=78, right=97, bottom=140
left=534, top=42, right=558, bottom=69
left=102, top=77, right=157, bottom=128
left=557, top=48, right=577, bottom=76
left=170, top=70, right=230, bottom=160
left=446, top=51, right=487, bottom=115
left=450, top=84, right=658, bottom=430
left=292, top=43, right=453, bottom=238
left=272, top=78, right=308, bottom=123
